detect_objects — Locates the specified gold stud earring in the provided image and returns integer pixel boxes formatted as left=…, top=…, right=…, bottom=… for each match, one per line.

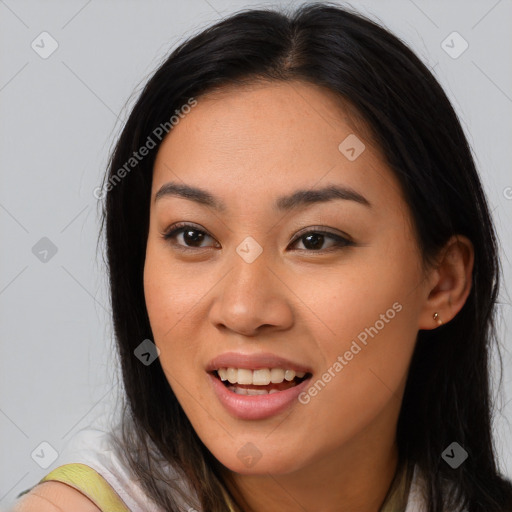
left=433, top=312, right=443, bottom=326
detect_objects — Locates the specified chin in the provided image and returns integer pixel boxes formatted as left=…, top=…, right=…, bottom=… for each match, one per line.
left=212, top=446, right=309, bottom=476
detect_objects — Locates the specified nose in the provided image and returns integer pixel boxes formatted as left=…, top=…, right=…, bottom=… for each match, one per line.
left=208, top=249, right=294, bottom=337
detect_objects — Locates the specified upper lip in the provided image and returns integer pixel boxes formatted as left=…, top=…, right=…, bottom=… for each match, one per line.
left=206, top=351, right=312, bottom=373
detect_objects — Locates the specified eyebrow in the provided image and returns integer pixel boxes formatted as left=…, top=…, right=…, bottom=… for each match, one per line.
left=154, top=181, right=371, bottom=211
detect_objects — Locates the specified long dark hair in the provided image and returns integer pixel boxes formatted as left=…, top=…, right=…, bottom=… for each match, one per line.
left=99, top=3, right=512, bottom=511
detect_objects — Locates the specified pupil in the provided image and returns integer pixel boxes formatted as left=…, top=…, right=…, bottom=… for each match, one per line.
left=184, top=229, right=204, bottom=246
left=304, top=233, right=323, bottom=250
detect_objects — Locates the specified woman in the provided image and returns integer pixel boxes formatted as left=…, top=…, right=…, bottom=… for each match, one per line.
left=13, top=2, right=512, bottom=511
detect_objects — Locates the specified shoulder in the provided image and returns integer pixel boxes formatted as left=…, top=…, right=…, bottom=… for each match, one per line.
left=11, top=481, right=101, bottom=511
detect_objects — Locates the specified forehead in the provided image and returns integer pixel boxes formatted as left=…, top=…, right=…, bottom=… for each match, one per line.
left=151, top=80, right=403, bottom=213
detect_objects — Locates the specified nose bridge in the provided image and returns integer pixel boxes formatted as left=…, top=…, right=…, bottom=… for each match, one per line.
left=225, top=238, right=274, bottom=305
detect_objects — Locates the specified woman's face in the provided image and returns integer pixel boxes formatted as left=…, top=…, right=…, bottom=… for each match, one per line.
left=144, top=81, right=431, bottom=476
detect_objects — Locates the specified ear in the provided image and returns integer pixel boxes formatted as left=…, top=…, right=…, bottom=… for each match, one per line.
left=418, top=235, right=474, bottom=330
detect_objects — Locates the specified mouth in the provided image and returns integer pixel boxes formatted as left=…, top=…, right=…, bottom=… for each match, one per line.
left=210, top=367, right=312, bottom=395
left=206, top=352, right=314, bottom=419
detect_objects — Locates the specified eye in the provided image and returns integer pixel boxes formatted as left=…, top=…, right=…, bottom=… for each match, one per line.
left=161, top=223, right=354, bottom=253
left=161, top=222, right=218, bottom=250
left=288, top=227, right=353, bottom=252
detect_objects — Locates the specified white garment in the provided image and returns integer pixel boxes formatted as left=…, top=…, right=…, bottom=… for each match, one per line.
left=54, top=426, right=429, bottom=512
left=404, top=465, right=428, bottom=512
left=52, top=427, right=165, bottom=512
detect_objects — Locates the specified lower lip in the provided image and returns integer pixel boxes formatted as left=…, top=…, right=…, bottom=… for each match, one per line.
left=207, top=372, right=311, bottom=420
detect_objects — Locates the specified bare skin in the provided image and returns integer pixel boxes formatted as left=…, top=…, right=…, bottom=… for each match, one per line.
left=143, top=80, right=474, bottom=512
left=12, top=481, right=101, bottom=511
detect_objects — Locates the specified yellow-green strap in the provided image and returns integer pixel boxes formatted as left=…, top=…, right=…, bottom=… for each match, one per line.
left=38, top=462, right=131, bottom=512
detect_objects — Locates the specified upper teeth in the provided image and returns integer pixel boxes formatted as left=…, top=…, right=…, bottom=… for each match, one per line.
left=217, top=368, right=306, bottom=385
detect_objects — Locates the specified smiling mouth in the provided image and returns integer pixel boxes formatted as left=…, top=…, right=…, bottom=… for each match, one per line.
left=211, top=368, right=312, bottom=395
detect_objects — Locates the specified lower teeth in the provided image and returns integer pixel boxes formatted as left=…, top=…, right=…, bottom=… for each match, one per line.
left=229, top=386, right=281, bottom=395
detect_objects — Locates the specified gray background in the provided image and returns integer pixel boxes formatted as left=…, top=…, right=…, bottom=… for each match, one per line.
left=1, top=0, right=511, bottom=509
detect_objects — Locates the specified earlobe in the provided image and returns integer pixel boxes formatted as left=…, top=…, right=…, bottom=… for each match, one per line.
left=418, top=235, right=474, bottom=330
left=433, top=312, right=443, bottom=326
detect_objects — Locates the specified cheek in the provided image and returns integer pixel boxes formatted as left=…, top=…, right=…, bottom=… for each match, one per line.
left=294, top=305, right=415, bottom=455
left=143, top=247, right=202, bottom=379
left=143, top=260, right=206, bottom=419
left=293, top=251, right=418, bottom=352
left=143, top=243, right=203, bottom=333
left=293, top=243, right=420, bottom=410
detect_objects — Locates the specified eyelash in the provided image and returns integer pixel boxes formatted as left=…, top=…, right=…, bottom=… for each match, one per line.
left=161, top=222, right=354, bottom=253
